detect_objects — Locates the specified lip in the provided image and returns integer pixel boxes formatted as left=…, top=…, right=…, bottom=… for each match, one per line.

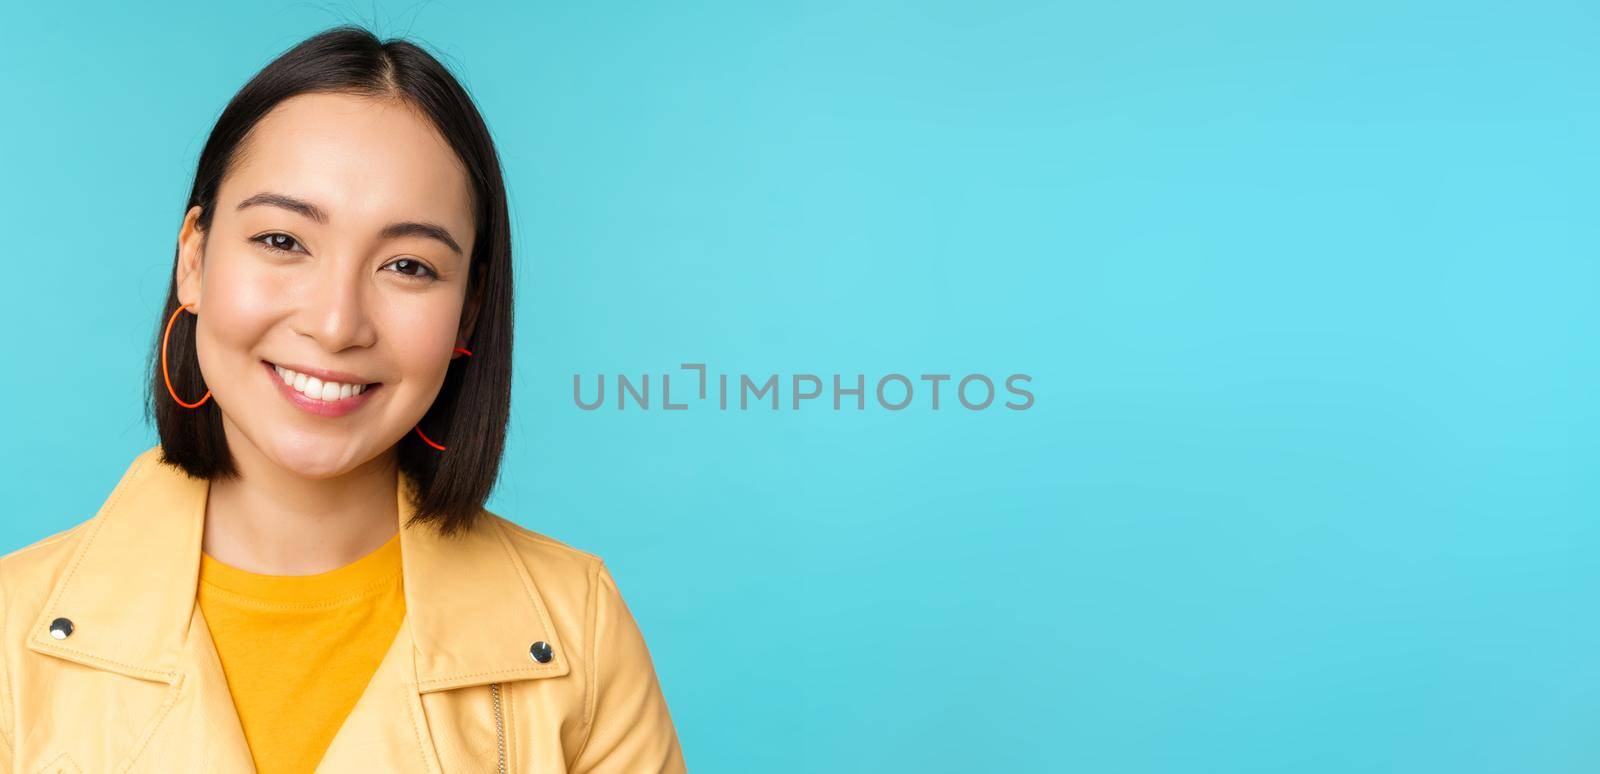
left=263, top=360, right=382, bottom=418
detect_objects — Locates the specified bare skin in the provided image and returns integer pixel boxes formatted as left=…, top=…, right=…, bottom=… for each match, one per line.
left=172, top=91, right=482, bottom=575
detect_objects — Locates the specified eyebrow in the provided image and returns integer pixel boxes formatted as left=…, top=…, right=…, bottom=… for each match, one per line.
left=235, top=191, right=464, bottom=256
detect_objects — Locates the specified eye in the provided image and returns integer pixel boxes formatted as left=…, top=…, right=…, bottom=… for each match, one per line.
left=252, top=232, right=305, bottom=254
left=384, top=257, right=439, bottom=281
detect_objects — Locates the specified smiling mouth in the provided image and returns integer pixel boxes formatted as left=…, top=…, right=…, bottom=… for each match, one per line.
left=262, top=359, right=382, bottom=402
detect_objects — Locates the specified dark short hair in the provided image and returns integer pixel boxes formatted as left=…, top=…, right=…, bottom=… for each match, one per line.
left=146, top=25, right=513, bottom=537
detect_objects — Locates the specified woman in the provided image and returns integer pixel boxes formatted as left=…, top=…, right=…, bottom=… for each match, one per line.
left=0, top=25, right=686, bottom=773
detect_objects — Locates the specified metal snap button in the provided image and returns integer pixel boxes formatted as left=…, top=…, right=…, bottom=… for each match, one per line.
left=48, top=617, right=74, bottom=639
left=530, top=641, right=553, bottom=663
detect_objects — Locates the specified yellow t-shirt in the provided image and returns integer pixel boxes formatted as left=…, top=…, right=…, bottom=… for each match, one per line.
left=197, top=531, right=406, bottom=774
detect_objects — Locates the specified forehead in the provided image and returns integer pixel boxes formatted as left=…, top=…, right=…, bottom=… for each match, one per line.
left=220, top=91, right=474, bottom=235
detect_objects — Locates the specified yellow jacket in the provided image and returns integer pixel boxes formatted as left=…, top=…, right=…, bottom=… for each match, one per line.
left=0, top=445, right=688, bottom=773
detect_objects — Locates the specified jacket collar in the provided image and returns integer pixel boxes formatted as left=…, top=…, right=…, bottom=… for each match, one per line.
left=26, top=444, right=569, bottom=691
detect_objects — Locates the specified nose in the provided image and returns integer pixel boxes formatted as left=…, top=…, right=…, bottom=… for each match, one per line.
left=294, top=257, right=378, bottom=352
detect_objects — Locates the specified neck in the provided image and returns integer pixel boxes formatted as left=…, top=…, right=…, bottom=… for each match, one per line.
left=201, top=421, right=401, bottom=576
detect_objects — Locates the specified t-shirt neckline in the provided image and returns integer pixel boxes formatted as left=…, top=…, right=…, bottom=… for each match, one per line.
left=199, top=530, right=402, bottom=606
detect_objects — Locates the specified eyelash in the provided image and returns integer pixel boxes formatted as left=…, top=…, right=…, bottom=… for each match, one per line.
left=251, top=232, right=439, bottom=281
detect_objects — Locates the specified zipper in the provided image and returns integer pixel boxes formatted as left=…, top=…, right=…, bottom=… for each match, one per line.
left=490, top=681, right=507, bottom=774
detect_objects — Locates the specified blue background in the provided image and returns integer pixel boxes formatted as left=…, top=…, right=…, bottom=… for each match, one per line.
left=3, top=1, right=1597, bottom=771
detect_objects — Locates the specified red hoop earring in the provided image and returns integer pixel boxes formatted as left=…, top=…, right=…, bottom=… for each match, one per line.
left=414, top=347, right=472, bottom=451
left=162, top=303, right=212, bottom=409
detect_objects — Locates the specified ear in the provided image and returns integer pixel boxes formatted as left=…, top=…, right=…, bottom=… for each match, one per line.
left=175, top=205, right=206, bottom=310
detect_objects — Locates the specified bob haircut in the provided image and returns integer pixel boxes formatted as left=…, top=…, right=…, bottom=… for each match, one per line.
left=145, top=25, right=513, bottom=538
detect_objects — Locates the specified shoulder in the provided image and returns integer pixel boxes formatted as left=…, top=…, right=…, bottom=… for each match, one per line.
left=0, top=519, right=94, bottom=616
left=486, top=509, right=600, bottom=563
left=483, top=508, right=604, bottom=576
left=474, top=511, right=685, bottom=770
left=476, top=509, right=613, bottom=627
left=0, top=517, right=96, bottom=741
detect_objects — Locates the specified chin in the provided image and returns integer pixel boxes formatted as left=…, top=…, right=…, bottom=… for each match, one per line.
left=265, top=436, right=369, bottom=480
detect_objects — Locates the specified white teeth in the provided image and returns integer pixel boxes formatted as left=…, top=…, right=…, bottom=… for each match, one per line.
left=272, top=363, right=369, bottom=402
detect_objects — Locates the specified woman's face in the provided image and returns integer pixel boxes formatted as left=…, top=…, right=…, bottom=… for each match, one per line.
left=174, top=91, right=479, bottom=479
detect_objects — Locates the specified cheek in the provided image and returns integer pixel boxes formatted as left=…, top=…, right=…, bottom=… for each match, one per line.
left=379, top=299, right=464, bottom=385
left=197, top=251, right=281, bottom=353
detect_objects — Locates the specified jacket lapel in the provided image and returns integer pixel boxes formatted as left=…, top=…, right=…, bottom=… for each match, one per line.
left=312, top=615, right=439, bottom=773
left=397, top=470, right=571, bottom=692
left=316, top=469, right=573, bottom=771
left=25, top=445, right=255, bottom=770
left=168, top=604, right=259, bottom=771
left=26, top=445, right=571, bottom=771
left=26, top=445, right=205, bottom=682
